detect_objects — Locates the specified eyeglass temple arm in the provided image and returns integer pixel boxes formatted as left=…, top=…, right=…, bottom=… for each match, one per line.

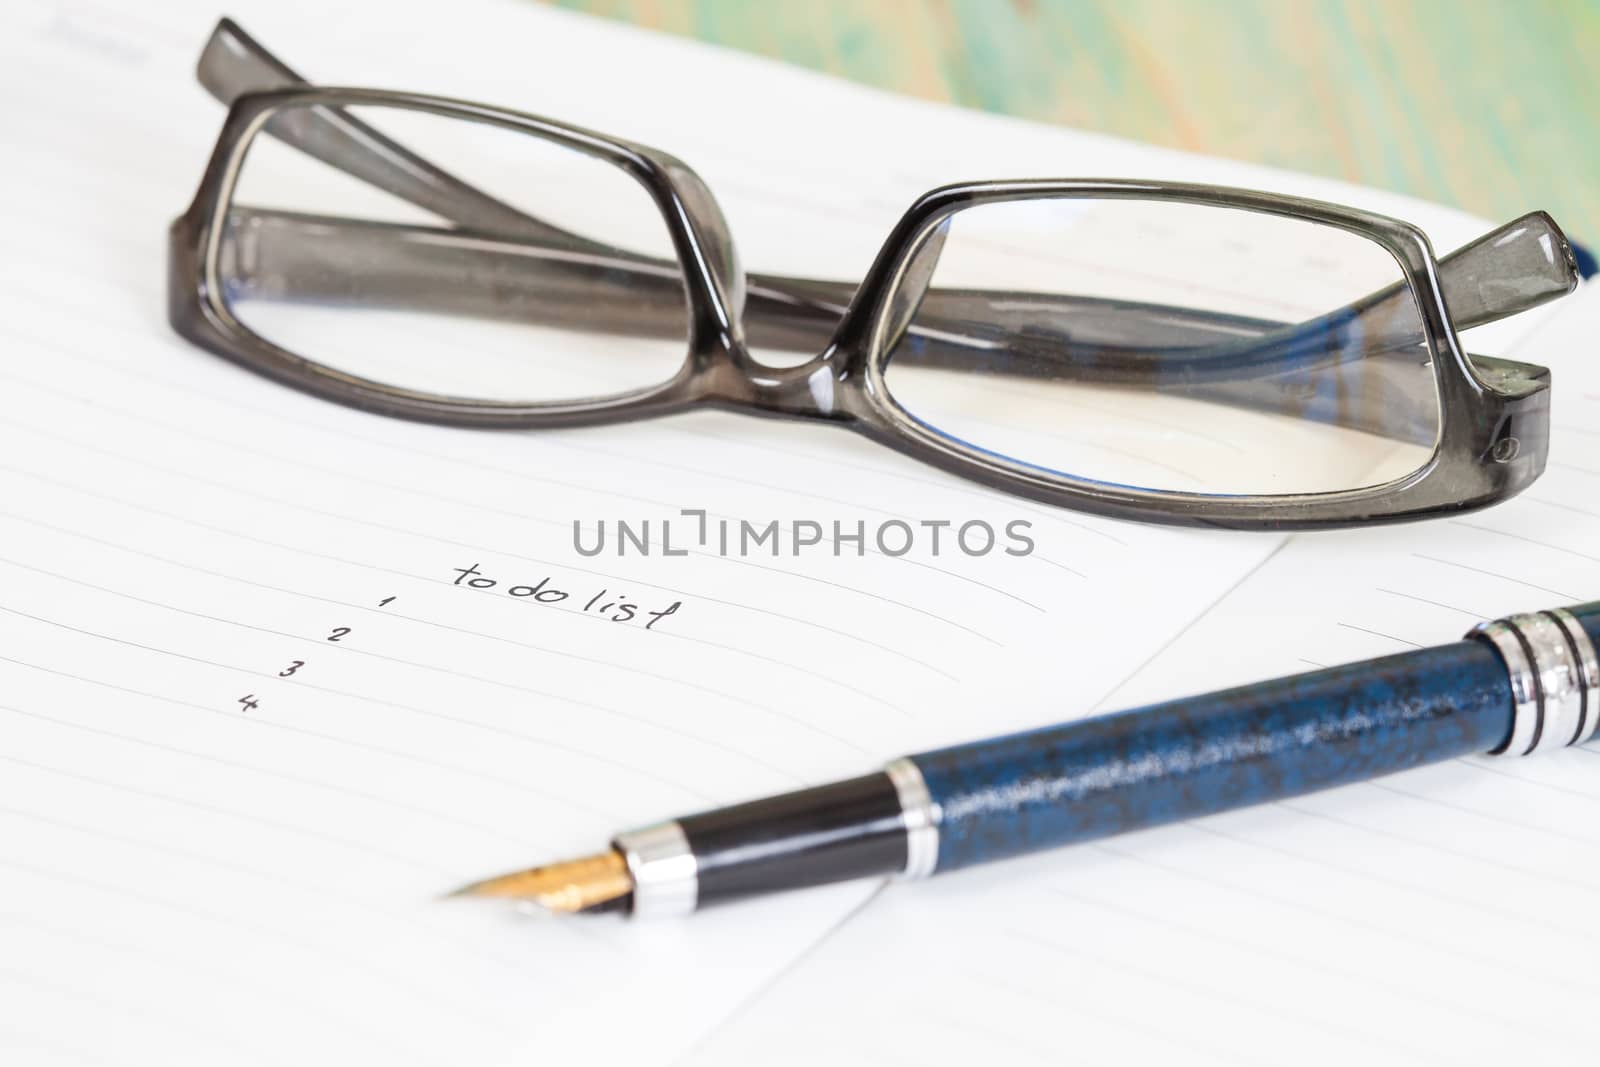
left=222, top=204, right=1575, bottom=375
left=883, top=210, right=1577, bottom=383
left=198, top=17, right=586, bottom=247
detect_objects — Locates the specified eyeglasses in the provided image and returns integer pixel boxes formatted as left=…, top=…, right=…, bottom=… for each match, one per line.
left=170, top=19, right=1580, bottom=530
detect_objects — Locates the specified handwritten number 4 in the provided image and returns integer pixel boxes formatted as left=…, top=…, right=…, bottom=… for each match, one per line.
left=326, top=627, right=351, bottom=642
left=238, top=695, right=259, bottom=713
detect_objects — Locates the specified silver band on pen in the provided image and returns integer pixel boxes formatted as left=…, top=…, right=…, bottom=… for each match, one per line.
left=885, top=757, right=941, bottom=879
left=1470, top=610, right=1599, bottom=756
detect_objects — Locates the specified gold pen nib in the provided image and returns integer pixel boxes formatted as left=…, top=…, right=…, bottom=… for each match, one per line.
left=445, top=849, right=634, bottom=914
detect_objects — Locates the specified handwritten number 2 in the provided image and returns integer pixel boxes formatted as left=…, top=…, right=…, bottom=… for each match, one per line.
left=326, top=627, right=351, bottom=643
left=278, top=660, right=305, bottom=677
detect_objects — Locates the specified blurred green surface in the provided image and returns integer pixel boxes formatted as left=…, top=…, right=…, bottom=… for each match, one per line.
left=552, top=0, right=1600, bottom=242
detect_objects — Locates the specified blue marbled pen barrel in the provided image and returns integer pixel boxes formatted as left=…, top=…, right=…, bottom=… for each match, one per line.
left=601, top=602, right=1599, bottom=915
left=907, top=601, right=1600, bottom=875
left=915, top=636, right=1506, bottom=871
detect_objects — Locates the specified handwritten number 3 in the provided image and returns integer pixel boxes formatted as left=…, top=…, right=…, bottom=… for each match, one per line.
left=279, top=660, right=305, bottom=677
left=326, top=627, right=351, bottom=643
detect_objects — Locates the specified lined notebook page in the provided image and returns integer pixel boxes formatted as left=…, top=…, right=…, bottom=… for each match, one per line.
left=0, top=2, right=1268, bottom=1063
left=0, top=0, right=1576, bottom=1063
left=689, top=288, right=1600, bottom=1067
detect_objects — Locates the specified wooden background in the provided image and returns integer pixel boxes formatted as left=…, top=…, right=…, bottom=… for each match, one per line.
left=553, top=0, right=1600, bottom=243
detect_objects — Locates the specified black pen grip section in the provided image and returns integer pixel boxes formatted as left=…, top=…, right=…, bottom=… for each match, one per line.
left=681, top=773, right=907, bottom=907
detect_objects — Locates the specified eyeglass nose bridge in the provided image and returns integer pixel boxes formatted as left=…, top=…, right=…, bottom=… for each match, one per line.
left=696, top=218, right=954, bottom=423
left=692, top=339, right=858, bottom=423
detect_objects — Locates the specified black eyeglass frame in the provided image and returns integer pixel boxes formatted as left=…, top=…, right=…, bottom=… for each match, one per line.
left=170, top=80, right=1569, bottom=531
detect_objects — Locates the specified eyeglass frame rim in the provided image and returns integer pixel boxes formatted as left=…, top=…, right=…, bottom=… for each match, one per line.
left=168, top=85, right=1552, bottom=531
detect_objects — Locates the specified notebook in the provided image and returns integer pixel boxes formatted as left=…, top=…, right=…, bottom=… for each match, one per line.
left=1, top=1, right=1593, bottom=1064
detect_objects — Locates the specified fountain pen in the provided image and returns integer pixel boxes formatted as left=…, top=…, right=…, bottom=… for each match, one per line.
left=450, top=600, right=1600, bottom=917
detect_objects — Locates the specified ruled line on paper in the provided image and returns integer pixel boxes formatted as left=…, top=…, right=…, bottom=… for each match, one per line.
left=999, top=923, right=1456, bottom=1066
left=974, top=836, right=1597, bottom=1050
left=0, top=633, right=730, bottom=809
left=0, top=855, right=519, bottom=1035
left=1081, top=835, right=1598, bottom=1001
left=0, top=910, right=426, bottom=1062
left=943, top=967, right=1270, bottom=1067
left=1165, top=816, right=1600, bottom=969
left=0, top=507, right=877, bottom=755
left=0, top=552, right=869, bottom=761
left=0, top=372, right=963, bottom=680
left=1086, top=538, right=1291, bottom=714
left=0, top=602, right=794, bottom=792
left=0, top=413, right=972, bottom=694
left=0, top=699, right=544, bottom=845
left=1271, top=790, right=1600, bottom=895
left=0, top=670, right=660, bottom=953
left=0, top=801, right=467, bottom=948
left=1371, top=587, right=1486, bottom=620
left=0, top=750, right=455, bottom=879
left=0, top=797, right=609, bottom=967
left=1524, top=496, right=1600, bottom=521
left=1363, top=778, right=1600, bottom=848
left=1035, top=877, right=1527, bottom=1042
left=1408, top=553, right=1582, bottom=601
left=0, top=466, right=918, bottom=724
left=1448, top=519, right=1600, bottom=565
left=0, top=618, right=707, bottom=811
left=1334, top=622, right=1425, bottom=648
left=0, top=445, right=919, bottom=710
left=1458, top=757, right=1600, bottom=804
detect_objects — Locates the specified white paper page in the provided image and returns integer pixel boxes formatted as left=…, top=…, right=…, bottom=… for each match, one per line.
left=0, top=0, right=1573, bottom=1063
left=688, top=287, right=1600, bottom=1067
